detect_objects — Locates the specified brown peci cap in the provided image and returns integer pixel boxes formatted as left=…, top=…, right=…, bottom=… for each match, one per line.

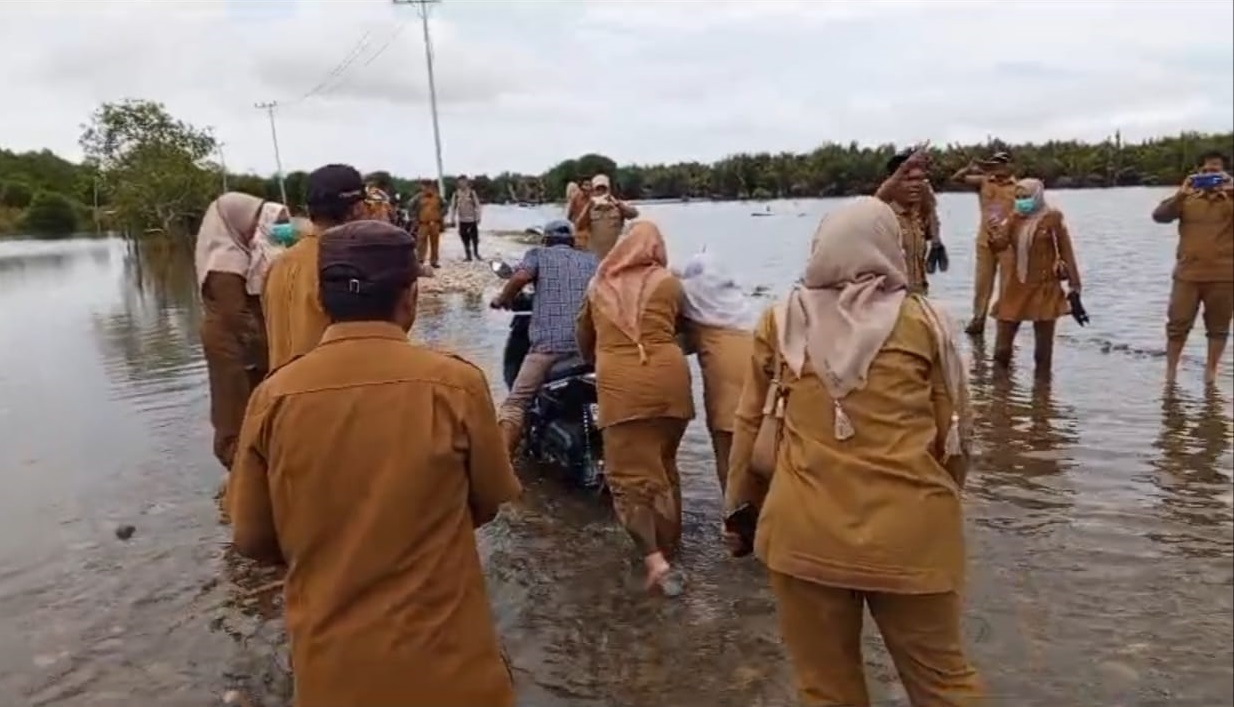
left=318, top=219, right=418, bottom=297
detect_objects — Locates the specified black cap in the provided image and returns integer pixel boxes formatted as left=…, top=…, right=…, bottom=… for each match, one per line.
left=886, top=148, right=916, bottom=176
left=318, top=220, right=418, bottom=298
left=307, top=164, right=365, bottom=209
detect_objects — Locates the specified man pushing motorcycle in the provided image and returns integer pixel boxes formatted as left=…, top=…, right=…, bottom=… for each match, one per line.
left=490, top=219, right=599, bottom=458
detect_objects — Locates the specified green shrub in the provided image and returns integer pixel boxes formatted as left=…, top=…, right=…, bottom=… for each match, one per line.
left=1, top=181, right=33, bottom=209
left=21, top=191, right=79, bottom=237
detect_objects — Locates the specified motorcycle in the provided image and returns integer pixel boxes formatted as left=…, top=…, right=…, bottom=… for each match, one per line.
left=489, top=259, right=605, bottom=493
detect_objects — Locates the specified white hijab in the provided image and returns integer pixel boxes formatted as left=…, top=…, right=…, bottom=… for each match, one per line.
left=677, top=251, right=757, bottom=330
left=248, top=202, right=289, bottom=295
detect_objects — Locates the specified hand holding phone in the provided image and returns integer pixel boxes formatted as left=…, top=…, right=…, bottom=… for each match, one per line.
left=722, top=503, right=759, bottom=558
left=1190, top=173, right=1227, bottom=191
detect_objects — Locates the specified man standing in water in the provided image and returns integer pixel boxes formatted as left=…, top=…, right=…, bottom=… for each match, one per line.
left=572, top=174, right=639, bottom=259
left=263, top=164, right=369, bottom=371
left=951, top=151, right=1018, bottom=335
left=881, top=149, right=943, bottom=295
left=449, top=175, right=484, bottom=261
left=1152, top=150, right=1234, bottom=386
left=230, top=220, right=522, bottom=707
left=409, top=179, right=446, bottom=269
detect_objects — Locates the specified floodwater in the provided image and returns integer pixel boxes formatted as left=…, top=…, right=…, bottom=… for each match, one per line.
left=1, top=188, right=1231, bottom=707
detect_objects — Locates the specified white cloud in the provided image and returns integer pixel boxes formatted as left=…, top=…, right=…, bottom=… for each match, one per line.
left=0, top=0, right=1229, bottom=179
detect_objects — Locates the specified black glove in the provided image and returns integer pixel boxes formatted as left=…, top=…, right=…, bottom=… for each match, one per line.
left=1067, top=291, right=1089, bottom=326
left=925, top=241, right=950, bottom=274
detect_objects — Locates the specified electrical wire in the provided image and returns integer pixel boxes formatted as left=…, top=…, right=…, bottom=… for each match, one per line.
left=311, top=22, right=407, bottom=99
left=294, top=30, right=374, bottom=103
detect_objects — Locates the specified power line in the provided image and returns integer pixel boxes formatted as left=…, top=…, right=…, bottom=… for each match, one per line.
left=296, top=30, right=374, bottom=103
left=310, top=23, right=407, bottom=100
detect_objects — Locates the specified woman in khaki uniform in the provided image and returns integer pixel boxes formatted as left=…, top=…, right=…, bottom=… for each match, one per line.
left=566, top=179, right=592, bottom=249
left=194, top=191, right=272, bottom=471
left=987, top=178, right=1082, bottom=375
left=677, top=251, right=755, bottom=493
left=724, top=196, right=981, bottom=706
left=577, top=221, right=694, bottom=595
left=573, top=174, right=639, bottom=259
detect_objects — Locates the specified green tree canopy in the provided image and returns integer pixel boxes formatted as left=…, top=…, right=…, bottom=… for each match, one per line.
left=79, top=99, right=218, bottom=236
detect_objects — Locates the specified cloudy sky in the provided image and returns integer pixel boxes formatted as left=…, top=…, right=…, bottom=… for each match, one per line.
left=1, top=0, right=1231, bottom=179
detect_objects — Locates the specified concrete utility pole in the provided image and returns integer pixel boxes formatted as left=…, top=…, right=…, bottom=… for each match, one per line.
left=254, top=101, right=289, bottom=205
left=392, top=0, right=446, bottom=198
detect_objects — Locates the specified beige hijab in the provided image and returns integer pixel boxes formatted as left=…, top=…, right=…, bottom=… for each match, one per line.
left=775, top=197, right=969, bottom=458
left=1011, top=178, right=1052, bottom=283
left=194, top=192, right=264, bottom=290
left=588, top=220, right=670, bottom=362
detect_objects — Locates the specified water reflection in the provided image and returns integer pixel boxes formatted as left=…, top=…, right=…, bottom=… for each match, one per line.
left=971, top=365, right=1079, bottom=527
left=1, top=192, right=1233, bottom=707
left=90, top=239, right=205, bottom=421
left=1149, top=386, right=1234, bottom=557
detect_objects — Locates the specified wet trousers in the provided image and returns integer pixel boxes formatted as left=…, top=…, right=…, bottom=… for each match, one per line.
left=602, top=417, right=688, bottom=558
left=709, top=429, right=733, bottom=494
left=769, top=571, right=983, bottom=707
left=417, top=223, right=441, bottom=266
left=993, top=319, right=1056, bottom=372
left=458, top=221, right=480, bottom=259
left=1167, top=279, right=1234, bottom=342
left=202, top=319, right=263, bottom=471
left=497, top=351, right=563, bottom=433
left=969, top=243, right=1011, bottom=332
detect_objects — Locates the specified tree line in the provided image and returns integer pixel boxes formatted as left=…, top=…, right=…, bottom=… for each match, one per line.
left=1, top=98, right=1230, bottom=238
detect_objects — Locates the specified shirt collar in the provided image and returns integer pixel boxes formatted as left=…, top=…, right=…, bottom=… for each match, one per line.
left=319, top=321, right=409, bottom=345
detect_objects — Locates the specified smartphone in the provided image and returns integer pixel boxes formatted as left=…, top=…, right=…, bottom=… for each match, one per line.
left=1191, top=173, right=1225, bottom=190
left=723, top=503, right=759, bottom=558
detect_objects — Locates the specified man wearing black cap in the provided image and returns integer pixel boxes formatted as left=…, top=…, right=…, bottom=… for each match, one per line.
left=950, top=151, right=1018, bottom=335
left=230, top=220, right=522, bottom=707
left=262, top=164, right=369, bottom=370
left=881, top=148, right=946, bottom=295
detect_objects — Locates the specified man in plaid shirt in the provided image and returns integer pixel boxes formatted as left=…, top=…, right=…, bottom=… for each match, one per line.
left=489, top=219, right=598, bottom=456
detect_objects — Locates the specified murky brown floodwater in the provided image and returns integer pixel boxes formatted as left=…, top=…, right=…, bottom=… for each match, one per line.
left=1, top=190, right=1231, bottom=707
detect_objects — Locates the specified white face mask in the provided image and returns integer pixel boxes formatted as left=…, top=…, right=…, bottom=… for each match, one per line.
left=591, top=192, right=612, bottom=205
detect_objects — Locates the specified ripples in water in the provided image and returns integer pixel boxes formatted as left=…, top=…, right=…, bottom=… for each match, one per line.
left=1, top=192, right=1232, bottom=706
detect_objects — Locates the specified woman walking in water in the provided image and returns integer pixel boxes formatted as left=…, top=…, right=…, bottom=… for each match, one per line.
left=724, top=188, right=981, bottom=704
left=577, top=221, right=694, bottom=595
left=194, top=192, right=280, bottom=471
left=677, top=250, right=755, bottom=493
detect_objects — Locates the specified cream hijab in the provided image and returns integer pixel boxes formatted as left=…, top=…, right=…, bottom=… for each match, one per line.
left=1010, top=178, right=1052, bottom=284
left=775, top=196, right=969, bottom=458
left=678, top=250, right=756, bottom=330
left=194, top=192, right=265, bottom=291
left=588, top=220, right=670, bottom=362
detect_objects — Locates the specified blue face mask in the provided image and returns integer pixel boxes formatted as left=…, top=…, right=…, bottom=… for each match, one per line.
left=1013, top=197, right=1037, bottom=215
left=269, top=222, right=296, bottom=246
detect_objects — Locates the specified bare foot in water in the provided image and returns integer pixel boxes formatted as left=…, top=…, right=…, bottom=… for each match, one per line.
left=643, top=553, right=684, bottom=597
